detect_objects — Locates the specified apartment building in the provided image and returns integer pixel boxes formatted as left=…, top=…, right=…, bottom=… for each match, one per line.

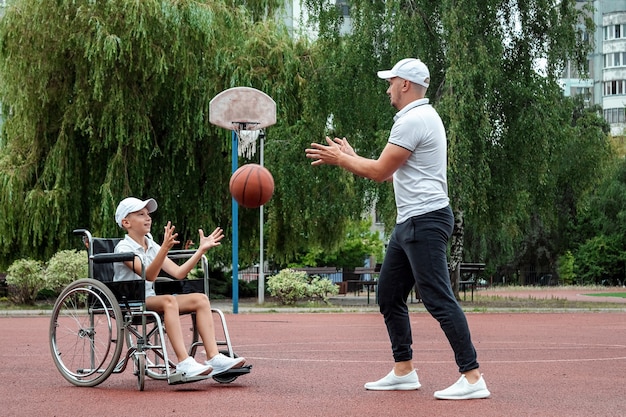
left=561, top=0, right=626, bottom=136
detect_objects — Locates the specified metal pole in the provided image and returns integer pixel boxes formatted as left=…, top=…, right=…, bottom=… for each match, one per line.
left=231, top=130, right=239, bottom=314
left=258, top=131, right=265, bottom=304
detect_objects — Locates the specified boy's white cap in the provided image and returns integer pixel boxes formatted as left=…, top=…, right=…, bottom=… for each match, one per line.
left=377, top=58, right=430, bottom=88
left=115, top=197, right=157, bottom=227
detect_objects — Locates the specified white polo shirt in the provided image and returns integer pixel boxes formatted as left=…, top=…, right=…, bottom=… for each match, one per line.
left=388, top=98, right=449, bottom=224
left=113, top=234, right=159, bottom=298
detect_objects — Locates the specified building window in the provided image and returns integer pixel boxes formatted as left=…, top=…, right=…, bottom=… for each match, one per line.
left=603, top=80, right=626, bottom=96
left=603, top=52, right=626, bottom=68
left=604, top=108, right=626, bottom=124
left=336, top=0, right=350, bottom=17
left=604, top=24, right=625, bottom=40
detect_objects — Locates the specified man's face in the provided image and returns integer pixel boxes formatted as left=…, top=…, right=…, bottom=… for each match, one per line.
left=385, top=77, right=405, bottom=110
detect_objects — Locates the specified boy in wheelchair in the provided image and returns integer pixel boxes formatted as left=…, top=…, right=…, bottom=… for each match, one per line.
left=113, top=197, right=245, bottom=378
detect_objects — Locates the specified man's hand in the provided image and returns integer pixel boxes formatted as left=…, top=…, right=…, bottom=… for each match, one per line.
left=333, top=137, right=356, bottom=157
left=306, top=136, right=354, bottom=166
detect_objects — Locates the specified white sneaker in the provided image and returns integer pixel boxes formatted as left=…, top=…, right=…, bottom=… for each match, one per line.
left=434, top=374, right=490, bottom=400
left=176, top=356, right=212, bottom=377
left=364, top=369, right=421, bottom=391
left=205, top=353, right=246, bottom=376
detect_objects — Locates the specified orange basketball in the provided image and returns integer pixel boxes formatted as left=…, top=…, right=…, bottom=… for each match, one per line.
left=229, top=164, right=274, bottom=208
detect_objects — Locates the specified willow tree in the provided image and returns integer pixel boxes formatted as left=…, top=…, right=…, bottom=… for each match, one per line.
left=0, top=0, right=360, bottom=269
left=300, top=1, right=605, bottom=289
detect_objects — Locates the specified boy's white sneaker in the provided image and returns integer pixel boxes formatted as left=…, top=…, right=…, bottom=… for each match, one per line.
left=364, top=369, right=421, bottom=391
left=176, top=356, right=213, bottom=377
left=205, top=353, right=246, bottom=376
left=434, top=374, right=491, bottom=400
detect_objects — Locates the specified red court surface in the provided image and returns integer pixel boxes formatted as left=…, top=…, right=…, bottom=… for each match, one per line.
left=1, top=310, right=624, bottom=417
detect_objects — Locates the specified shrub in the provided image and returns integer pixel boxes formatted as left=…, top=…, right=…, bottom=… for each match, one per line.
left=45, top=250, right=88, bottom=293
left=6, top=259, right=46, bottom=305
left=267, top=269, right=310, bottom=305
left=557, top=251, right=576, bottom=285
left=267, top=269, right=339, bottom=305
left=308, top=275, right=339, bottom=303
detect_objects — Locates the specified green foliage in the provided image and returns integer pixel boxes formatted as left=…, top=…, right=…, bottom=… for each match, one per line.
left=0, top=0, right=616, bottom=291
left=266, top=268, right=337, bottom=305
left=45, top=250, right=88, bottom=292
left=574, top=235, right=624, bottom=285
left=557, top=251, right=576, bottom=285
left=308, top=275, right=339, bottom=304
left=291, top=219, right=384, bottom=269
left=267, top=269, right=310, bottom=305
left=5, top=258, right=46, bottom=305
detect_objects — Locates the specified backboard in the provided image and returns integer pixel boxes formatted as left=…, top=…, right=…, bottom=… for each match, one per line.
left=209, top=87, right=276, bottom=131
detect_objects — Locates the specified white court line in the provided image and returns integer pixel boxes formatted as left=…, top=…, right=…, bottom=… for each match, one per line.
left=234, top=341, right=626, bottom=364
left=241, top=356, right=626, bottom=364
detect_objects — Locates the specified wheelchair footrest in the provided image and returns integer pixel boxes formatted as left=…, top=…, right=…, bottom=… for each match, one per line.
left=167, top=372, right=213, bottom=385
left=212, top=365, right=252, bottom=384
left=167, top=365, right=251, bottom=385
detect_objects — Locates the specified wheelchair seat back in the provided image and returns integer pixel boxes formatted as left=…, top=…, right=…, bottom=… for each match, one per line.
left=90, top=237, right=145, bottom=304
left=91, top=238, right=120, bottom=282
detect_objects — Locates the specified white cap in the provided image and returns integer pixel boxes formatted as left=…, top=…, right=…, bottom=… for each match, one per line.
left=115, top=197, right=158, bottom=227
left=377, top=58, right=430, bottom=88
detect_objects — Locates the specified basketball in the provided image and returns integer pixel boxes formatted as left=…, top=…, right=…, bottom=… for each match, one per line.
left=229, top=164, right=274, bottom=208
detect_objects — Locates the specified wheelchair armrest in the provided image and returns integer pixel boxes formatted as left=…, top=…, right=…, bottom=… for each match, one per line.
left=92, top=252, right=136, bottom=264
left=167, top=250, right=196, bottom=260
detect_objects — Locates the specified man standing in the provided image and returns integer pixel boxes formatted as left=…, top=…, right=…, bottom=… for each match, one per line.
left=305, top=58, right=490, bottom=400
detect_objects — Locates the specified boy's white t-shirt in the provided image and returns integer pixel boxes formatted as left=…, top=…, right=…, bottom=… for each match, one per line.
left=388, top=98, right=449, bottom=224
left=113, top=234, right=159, bottom=298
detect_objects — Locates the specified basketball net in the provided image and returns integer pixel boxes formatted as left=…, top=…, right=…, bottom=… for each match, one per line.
left=233, top=123, right=260, bottom=158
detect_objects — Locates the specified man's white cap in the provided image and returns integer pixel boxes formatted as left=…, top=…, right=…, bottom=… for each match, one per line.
left=377, top=58, right=430, bottom=88
left=115, top=197, right=158, bottom=227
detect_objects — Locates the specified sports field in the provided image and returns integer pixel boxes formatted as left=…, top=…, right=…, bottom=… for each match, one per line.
left=1, top=292, right=624, bottom=417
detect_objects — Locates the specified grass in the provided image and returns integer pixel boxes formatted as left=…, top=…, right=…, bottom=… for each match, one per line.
left=583, top=292, right=626, bottom=298
left=464, top=294, right=619, bottom=310
left=460, top=285, right=626, bottom=310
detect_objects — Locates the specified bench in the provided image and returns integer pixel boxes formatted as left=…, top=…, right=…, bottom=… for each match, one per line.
left=293, top=266, right=380, bottom=302
left=458, top=263, right=486, bottom=301
left=351, top=267, right=380, bottom=303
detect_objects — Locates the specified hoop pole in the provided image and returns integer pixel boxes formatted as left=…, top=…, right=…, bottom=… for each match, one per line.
left=258, top=132, right=265, bottom=304
left=231, top=130, right=239, bottom=314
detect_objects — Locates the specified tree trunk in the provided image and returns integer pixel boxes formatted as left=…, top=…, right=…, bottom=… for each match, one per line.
left=449, top=209, right=464, bottom=300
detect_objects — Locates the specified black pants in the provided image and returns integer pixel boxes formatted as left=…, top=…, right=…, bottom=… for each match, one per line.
left=377, top=206, right=479, bottom=373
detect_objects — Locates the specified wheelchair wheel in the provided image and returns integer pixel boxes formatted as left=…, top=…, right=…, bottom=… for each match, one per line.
left=49, top=279, right=124, bottom=387
left=212, top=373, right=239, bottom=384
left=136, top=353, right=146, bottom=391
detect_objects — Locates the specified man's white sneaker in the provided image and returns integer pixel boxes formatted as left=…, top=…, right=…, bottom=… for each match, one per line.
left=205, top=353, right=246, bottom=376
left=364, top=369, right=421, bottom=391
left=434, top=374, right=490, bottom=400
left=175, top=356, right=213, bottom=377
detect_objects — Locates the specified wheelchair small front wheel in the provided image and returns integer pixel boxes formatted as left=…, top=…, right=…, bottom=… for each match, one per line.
left=49, top=279, right=124, bottom=387
left=136, top=352, right=146, bottom=391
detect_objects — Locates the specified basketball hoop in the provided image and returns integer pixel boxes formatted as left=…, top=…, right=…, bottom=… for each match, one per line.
left=209, top=87, right=277, bottom=312
left=232, top=123, right=261, bottom=158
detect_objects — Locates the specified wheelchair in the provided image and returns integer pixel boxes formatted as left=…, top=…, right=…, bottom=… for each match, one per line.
left=49, top=229, right=251, bottom=390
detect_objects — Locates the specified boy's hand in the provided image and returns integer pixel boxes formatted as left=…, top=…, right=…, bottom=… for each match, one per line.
left=162, top=221, right=180, bottom=250
left=198, top=227, right=224, bottom=252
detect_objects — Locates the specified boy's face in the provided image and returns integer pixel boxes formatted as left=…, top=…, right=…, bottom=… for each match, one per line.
left=122, top=207, right=152, bottom=234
